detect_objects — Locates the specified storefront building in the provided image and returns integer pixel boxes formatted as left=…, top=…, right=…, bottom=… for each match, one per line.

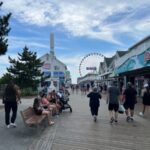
left=98, top=51, right=127, bottom=88
left=77, top=73, right=98, bottom=87
left=39, top=34, right=71, bottom=91
left=115, top=35, right=150, bottom=95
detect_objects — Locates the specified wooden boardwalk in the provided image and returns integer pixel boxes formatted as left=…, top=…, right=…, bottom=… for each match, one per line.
left=28, top=92, right=150, bottom=150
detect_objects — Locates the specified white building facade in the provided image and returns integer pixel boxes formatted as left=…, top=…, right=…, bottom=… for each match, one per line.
left=39, top=34, right=71, bottom=91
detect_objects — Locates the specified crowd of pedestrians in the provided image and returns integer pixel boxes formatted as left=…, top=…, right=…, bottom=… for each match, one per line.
left=71, top=83, right=107, bottom=95
left=86, top=81, right=150, bottom=123
left=33, top=88, right=71, bottom=125
left=2, top=79, right=150, bottom=128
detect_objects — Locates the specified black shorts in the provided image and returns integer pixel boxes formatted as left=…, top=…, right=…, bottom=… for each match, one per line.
left=143, top=99, right=150, bottom=106
left=123, top=102, right=135, bottom=110
left=108, top=103, right=119, bottom=112
left=34, top=108, right=43, bottom=115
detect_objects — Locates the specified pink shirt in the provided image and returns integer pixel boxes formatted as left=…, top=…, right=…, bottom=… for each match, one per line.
left=41, top=98, right=49, bottom=105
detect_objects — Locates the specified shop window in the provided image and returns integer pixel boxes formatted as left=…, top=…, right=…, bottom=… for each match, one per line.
left=54, top=66, right=60, bottom=70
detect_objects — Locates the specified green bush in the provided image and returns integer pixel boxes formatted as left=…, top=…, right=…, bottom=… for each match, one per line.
left=21, top=87, right=38, bottom=97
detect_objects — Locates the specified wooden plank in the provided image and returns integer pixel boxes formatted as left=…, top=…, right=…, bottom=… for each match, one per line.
left=20, top=107, right=46, bottom=127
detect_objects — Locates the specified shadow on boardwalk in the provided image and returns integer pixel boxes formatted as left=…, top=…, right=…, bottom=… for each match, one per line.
left=0, top=92, right=150, bottom=150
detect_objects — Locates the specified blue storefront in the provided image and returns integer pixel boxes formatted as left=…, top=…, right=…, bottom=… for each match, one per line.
left=115, top=47, right=150, bottom=95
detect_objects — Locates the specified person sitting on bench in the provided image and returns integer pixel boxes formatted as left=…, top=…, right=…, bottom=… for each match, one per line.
left=39, top=92, right=57, bottom=115
left=33, top=98, right=54, bottom=125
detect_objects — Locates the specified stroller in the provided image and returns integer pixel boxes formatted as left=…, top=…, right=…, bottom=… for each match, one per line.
left=58, top=90, right=72, bottom=113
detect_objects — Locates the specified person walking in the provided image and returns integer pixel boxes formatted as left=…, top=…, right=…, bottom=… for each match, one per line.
left=107, top=81, right=120, bottom=124
left=139, top=83, right=150, bottom=116
left=123, top=82, right=137, bottom=122
left=87, top=87, right=101, bottom=122
left=3, top=80, right=21, bottom=128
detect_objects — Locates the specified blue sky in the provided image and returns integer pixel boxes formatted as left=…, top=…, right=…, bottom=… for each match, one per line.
left=1, top=0, right=150, bottom=83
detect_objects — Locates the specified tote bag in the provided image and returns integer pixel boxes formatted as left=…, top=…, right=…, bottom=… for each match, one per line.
left=118, top=104, right=125, bottom=114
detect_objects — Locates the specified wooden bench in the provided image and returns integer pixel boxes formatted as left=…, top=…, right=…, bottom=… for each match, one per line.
left=20, top=107, right=47, bottom=128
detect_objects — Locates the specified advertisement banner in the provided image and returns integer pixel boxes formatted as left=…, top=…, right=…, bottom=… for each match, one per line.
left=115, top=48, right=150, bottom=74
left=42, top=63, right=51, bottom=69
left=53, top=72, right=65, bottom=77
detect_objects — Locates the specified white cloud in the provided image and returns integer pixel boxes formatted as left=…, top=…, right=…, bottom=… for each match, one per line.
left=135, top=20, right=150, bottom=32
left=6, top=36, right=49, bottom=55
left=2, top=0, right=150, bottom=45
left=1, top=0, right=150, bottom=82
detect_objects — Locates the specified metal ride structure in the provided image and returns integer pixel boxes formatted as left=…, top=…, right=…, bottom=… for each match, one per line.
left=79, top=52, right=105, bottom=77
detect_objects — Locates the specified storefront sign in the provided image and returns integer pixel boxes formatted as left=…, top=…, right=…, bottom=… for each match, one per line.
left=59, top=72, right=65, bottom=77
left=53, top=72, right=59, bottom=77
left=53, top=72, right=65, bottom=77
left=42, top=63, right=51, bottom=69
left=86, top=67, right=97, bottom=70
left=115, top=48, right=150, bottom=74
left=43, top=71, right=51, bottom=77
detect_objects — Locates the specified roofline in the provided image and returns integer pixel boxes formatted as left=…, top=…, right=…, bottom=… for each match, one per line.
left=38, top=53, right=66, bottom=67
left=55, top=57, right=66, bottom=67
left=128, top=35, right=150, bottom=51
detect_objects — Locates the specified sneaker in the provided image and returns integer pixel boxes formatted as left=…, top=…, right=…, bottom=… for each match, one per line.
left=49, top=121, right=55, bottom=126
left=10, top=123, right=17, bottom=128
left=126, top=116, right=130, bottom=122
left=115, top=120, right=118, bottom=123
left=6, top=125, right=10, bottom=128
left=110, top=117, right=114, bottom=124
left=94, top=116, right=97, bottom=122
left=139, top=112, right=144, bottom=117
left=130, top=117, right=134, bottom=122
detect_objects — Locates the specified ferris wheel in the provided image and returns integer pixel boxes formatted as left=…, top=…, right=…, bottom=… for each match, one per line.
left=79, top=52, right=104, bottom=77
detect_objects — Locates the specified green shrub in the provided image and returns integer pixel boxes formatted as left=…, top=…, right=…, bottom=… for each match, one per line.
left=21, top=87, right=38, bottom=97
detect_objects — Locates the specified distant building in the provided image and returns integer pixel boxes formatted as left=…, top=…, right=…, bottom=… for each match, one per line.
left=77, top=50, right=127, bottom=87
left=98, top=51, right=127, bottom=85
left=39, top=33, right=71, bottom=91
left=77, top=73, right=98, bottom=85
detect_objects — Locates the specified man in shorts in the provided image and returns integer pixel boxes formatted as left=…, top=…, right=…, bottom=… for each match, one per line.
left=123, top=82, right=137, bottom=122
left=107, top=81, right=120, bottom=124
